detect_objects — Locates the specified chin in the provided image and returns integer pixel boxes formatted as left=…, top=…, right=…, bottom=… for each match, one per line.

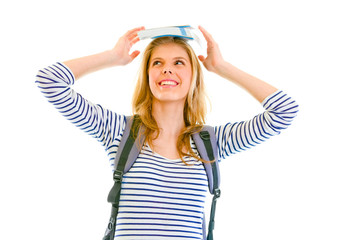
left=153, top=94, right=187, bottom=104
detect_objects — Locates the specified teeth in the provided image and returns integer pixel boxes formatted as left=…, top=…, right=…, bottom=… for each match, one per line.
left=160, top=81, right=177, bottom=86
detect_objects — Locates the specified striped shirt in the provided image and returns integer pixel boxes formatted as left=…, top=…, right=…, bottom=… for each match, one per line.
left=35, top=62, right=299, bottom=239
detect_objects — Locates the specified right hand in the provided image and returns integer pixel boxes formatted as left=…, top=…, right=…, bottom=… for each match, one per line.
left=111, top=26, right=145, bottom=66
left=197, top=26, right=226, bottom=74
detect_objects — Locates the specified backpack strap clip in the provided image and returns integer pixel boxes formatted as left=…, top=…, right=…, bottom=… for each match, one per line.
left=200, top=131, right=210, bottom=140
left=214, top=188, right=221, bottom=199
left=113, top=170, right=124, bottom=182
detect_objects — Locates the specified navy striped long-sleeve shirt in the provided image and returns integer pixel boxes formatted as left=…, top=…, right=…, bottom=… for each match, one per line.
left=36, top=62, right=298, bottom=240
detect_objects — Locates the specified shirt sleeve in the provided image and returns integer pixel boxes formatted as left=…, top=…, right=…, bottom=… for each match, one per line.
left=215, top=90, right=299, bottom=160
left=35, top=62, right=126, bottom=149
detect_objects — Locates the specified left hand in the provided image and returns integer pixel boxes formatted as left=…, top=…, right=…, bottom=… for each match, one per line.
left=197, top=26, right=226, bottom=74
left=111, top=26, right=145, bottom=66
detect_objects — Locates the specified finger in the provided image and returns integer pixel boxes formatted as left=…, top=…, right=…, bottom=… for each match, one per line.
left=130, top=36, right=140, bottom=47
left=198, top=26, right=217, bottom=50
left=128, top=32, right=144, bottom=45
left=126, top=26, right=145, bottom=38
left=128, top=26, right=145, bottom=34
left=130, top=50, right=141, bottom=60
left=198, top=55, right=205, bottom=62
left=198, top=25, right=214, bottom=43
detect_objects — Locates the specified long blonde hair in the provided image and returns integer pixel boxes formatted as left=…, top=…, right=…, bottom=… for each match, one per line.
left=132, top=37, right=208, bottom=164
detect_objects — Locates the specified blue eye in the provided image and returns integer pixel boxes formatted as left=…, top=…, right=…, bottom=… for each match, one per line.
left=175, top=60, right=184, bottom=65
left=153, top=61, right=161, bottom=66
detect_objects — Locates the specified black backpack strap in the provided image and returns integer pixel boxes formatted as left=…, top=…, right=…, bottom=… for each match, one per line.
left=113, top=115, right=145, bottom=173
left=192, top=126, right=220, bottom=194
left=107, top=115, right=143, bottom=206
left=192, top=125, right=220, bottom=240
left=103, top=115, right=144, bottom=240
left=112, top=115, right=134, bottom=172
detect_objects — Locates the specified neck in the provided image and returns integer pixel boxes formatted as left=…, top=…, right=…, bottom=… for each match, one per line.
left=152, top=99, right=185, bottom=136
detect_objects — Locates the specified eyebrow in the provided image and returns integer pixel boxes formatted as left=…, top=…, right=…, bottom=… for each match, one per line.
left=151, top=57, right=188, bottom=62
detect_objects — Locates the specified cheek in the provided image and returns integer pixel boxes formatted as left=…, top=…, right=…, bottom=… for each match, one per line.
left=148, top=69, right=159, bottom=93
left=181, top=68, right=193, bottom=88
left=148, top=73, right=154, bottom=86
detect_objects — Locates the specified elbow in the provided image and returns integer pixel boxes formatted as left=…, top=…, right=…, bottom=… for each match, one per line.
left=35, top=68, right=50, bottom=89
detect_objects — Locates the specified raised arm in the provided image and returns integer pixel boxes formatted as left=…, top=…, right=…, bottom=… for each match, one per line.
left=64, top=26, right=144, bottom=79
left=35, top=27, right=144, bottom=151
left=198, top=26, right=277, bottom=103
left=197, top=26, right=298, bottom=160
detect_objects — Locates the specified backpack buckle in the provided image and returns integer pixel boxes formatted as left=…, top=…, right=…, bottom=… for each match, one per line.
left=113, top=170, right=124, bottom=182
left=214, top=188, right=221, bottom=198
left=200, top=131, right=210, bottom=140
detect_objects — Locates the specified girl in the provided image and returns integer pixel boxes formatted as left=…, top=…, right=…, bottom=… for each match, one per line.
left=36, top=26, right=298, bottom=240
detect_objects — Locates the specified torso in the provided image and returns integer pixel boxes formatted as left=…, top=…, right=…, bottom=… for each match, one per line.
left=115, top=142, right=208, bottom=239
left=151, top=135, right=181, bottom=160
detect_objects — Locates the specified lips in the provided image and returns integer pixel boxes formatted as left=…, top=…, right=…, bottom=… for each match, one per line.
left=158, top=79, right=179, bottom=87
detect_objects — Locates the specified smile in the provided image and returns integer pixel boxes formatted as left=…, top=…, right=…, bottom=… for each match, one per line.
left=158, top=79, right=179, bottom=87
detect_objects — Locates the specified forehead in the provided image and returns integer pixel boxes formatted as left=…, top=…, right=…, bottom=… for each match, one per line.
left=150, top=43, right=190, bottom=60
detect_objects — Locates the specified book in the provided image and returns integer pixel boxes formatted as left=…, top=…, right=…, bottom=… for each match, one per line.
left=137, top=25, right=200, bottom=43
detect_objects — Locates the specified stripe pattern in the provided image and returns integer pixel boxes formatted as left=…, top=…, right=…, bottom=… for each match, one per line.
left=36, top=62, right=298, bottom=239
left=116, top=144, right=207, bottom=239
left=215, top=90, right=299, bottom=160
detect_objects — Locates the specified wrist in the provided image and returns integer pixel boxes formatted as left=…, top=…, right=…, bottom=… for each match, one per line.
left=104, top=49, right=122, bottom=67
left=213, top=61, right=232, bottom=78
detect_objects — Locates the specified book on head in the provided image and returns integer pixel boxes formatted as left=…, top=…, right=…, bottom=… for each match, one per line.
left=137, top=25, right=201, bottom=44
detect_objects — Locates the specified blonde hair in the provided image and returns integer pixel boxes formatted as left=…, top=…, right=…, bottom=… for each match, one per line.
left=132, top=37, right=208, bottom=164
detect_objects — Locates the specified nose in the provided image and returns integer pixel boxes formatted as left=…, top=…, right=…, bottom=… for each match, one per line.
left=163, top=68, right=173, bottom=74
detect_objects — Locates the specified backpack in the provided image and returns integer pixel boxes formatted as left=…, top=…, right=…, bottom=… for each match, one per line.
left=103, top=115, right=221, bottom=240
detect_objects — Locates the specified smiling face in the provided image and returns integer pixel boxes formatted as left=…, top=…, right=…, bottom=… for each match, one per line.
left=132, top=37, right=207, bottom=127
left=148, top=43, right=192, bottom=104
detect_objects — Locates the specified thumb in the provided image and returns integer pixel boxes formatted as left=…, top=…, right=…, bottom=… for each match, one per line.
left=130, top=50, right=141, bottom=60
left=198, top=55, right=205, bottom=62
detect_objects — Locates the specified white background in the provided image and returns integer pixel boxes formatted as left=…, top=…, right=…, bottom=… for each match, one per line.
left=1, top=0, right=359, bottom=239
